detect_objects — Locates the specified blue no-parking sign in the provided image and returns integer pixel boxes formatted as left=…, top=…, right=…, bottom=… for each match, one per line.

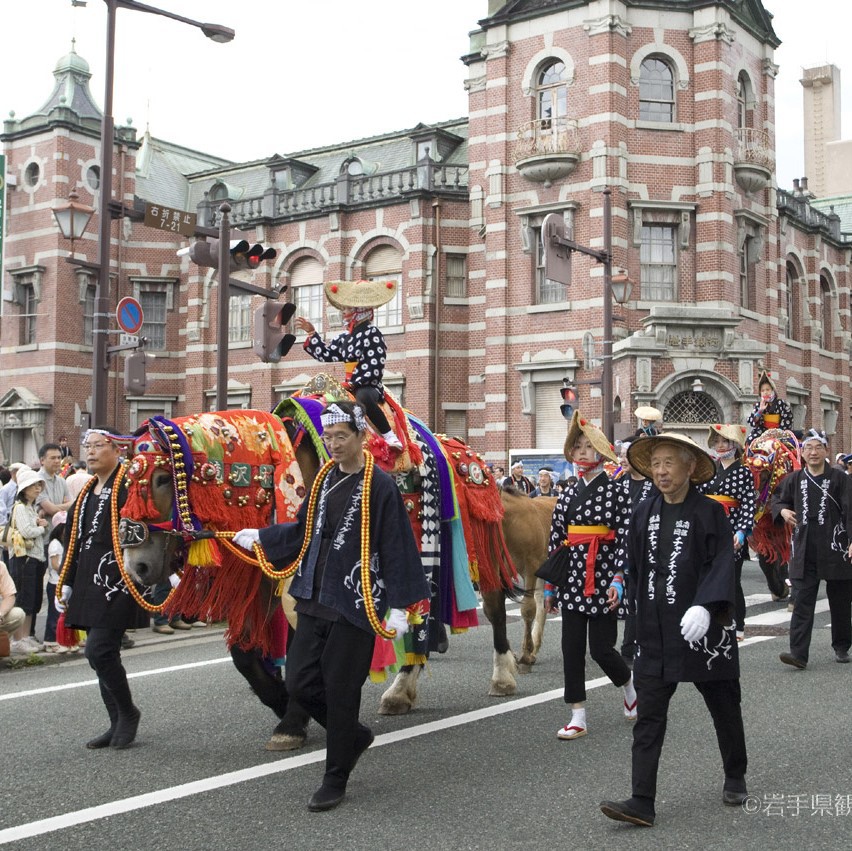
left=116, top=296, right=144, bottom=334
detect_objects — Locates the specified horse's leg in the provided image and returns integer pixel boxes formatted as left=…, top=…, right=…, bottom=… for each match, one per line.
left=229, top=645, right=309, bottom=751
left=379, top=664, right=422, bottom=715
left=517, top=574, right=546, bottom=669
left=482, top=589, right=518, bottom=696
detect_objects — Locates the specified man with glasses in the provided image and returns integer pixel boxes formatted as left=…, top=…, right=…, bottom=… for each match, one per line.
left=57, top=428, right=147, bottom=749
left=234, top=401, right=429, bottom=812
left=36, top=443, right=73, bottom=522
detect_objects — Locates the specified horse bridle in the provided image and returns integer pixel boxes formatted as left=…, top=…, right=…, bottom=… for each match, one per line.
left=118, top=517, right=217, bottom=550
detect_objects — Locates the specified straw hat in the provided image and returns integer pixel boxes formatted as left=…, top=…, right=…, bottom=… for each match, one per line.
left=627, top=432, right=716, bottom=484
left=324, top=279, right=398, bottom=311
left=757, top=371, right=776, bottom=391
left=707, top=423, right=747, bottom=449
left=634, top=405, right=662, bottom=422
left=15, top=467, right=42, bottom=495
left=563, top=411, right=617, bottom=463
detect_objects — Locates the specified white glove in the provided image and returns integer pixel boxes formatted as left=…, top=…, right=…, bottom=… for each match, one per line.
left=385, top=608, right=409, bottom=638
left=680, top=605, right=711, bottom=643
left=233, top=529, right=260, bottom=550
left=168, top=572, right=181, bottom=589
left=55, top=584, right=72, bottom=613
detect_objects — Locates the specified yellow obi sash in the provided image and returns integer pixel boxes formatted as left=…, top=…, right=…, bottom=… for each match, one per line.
left=707, top=494, right=740, bottom=516
left=763, top=413, right=780, bottom=427
left=563, top=525, right=615, bottom=597
left=344, top=361, right=358, bottom=383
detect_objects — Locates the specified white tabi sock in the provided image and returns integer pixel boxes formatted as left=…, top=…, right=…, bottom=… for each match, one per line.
left=622, top=675, right=637, bottom=707
left=570, top=707, right=587, bottom=729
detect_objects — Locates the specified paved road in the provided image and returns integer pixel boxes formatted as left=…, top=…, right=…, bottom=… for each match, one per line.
left=1, top=560, right=849, bottom=850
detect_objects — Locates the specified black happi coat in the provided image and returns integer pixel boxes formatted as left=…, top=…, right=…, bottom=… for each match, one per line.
left=698, top=460, right=756, bottom=538
left=628, top=488, right=739, bottom=682
left=548, top=472, right=630, bottom=617
left=771, top=466, right=852, bottom=581
left=746, top=397, right=793, bottom=444
left=259, top=463, right=429, bottom=634
left=63, top=466, right=147, bottom=631
left=616, top=474, right=658, bottom=507
left=304, top=320, right=387, bottom=390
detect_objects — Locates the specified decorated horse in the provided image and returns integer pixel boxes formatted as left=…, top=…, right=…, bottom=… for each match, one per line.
left=119, top=386, right=552, bottom=733
left=743, top=428, right=801, bottom=599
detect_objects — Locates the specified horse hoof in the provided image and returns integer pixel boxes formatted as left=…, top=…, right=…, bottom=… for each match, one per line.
left=488, top=681, right=518, bottom=697
left=265, top=733, right=307, bottom=751
left=378, top=697, right=413, bottom=716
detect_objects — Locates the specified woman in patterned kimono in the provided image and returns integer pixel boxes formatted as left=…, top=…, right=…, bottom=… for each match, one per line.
left=699, top=424, right=756, bottom=640
left=746, top=371, right=793, bottom=445
left=296, top=278, right=403, bottom=450
left=600, top=433, right=747, bottom=827
left=542, top=412, right=635, bottom=740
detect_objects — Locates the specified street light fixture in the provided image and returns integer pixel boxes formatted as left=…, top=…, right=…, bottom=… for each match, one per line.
left=52, top=190, right=94, bottom=253
left=75, top=0, right=233, bottom=428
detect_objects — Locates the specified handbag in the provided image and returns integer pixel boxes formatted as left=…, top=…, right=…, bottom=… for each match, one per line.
left=534, top=545, right=573, bottom=587
left=3, top=506, right=34, bottom=558
left=0, top=505, right=17, bottom=549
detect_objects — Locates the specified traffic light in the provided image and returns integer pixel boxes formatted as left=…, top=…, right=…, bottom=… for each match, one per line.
left=124, top=352, right=147, bottom=395
left=253, top=302, right=297, bottom=363
left=184, top=239, right=277, bottom=271
left=560, top=381, right=578, bottom=420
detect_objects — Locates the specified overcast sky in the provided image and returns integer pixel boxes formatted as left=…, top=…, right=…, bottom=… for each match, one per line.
left=1, top=0, right=849, bottom=190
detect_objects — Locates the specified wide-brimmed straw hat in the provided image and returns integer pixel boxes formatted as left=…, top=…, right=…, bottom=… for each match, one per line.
left=634, top=405, right=662, bottom=422
left=707, top=423, right=747, bottom=449
left=563, top=411, right=617, bottom=463
left=627, top=432, right=716, bottom=484
left=324, top=279, right=398, bottom=311
left=15, top=467, right=42, bottom=495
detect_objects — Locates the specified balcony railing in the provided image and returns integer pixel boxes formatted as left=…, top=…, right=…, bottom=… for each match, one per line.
left=513, top=116, right=582, bottom=162
left=734, top=127, right=774, bottom=171
left=777, top=189, right=843, bottom=240
left=205, top=162, right=469, bottom=227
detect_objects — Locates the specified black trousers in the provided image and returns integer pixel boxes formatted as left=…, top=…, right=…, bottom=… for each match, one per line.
left=285, top=613, right=374, bottom=790
left=84, top=627, right=136, bottom=718
left=353, top=385, right=392, bottom=435
left=733, top=550, right=745, bottom=632
left=632, top=675, right=747, bottom=806
left=790, top=561, right=852, bottom=661
left=561, top=608, right=630, bottom=704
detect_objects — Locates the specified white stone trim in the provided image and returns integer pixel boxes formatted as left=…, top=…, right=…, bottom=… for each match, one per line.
left=519, top=47, right=576, bottom=97
left=630, top=43, right=689, bottom=90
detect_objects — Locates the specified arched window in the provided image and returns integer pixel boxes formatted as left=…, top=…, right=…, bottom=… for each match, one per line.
left=736, top=72, right=753, bottom=130
left=785, top=260, right=801, bottom=340
left=364, top=245, right=403, bottom=328
left=820, top=274, right=834, bottom=349
left=639, top=57, right=675, bottom=122
left=663, top=389, right=721, bottom=425
left=537, top=60, right=568, bottom=123
left=209, top=182, right=229, bottom=201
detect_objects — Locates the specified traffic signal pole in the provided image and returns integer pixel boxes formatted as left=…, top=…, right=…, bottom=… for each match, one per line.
left=216, top=202, right=232, bottom=411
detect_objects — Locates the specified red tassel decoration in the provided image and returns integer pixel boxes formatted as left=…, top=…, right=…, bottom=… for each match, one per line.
left=56, top=612, right=80, bottom=648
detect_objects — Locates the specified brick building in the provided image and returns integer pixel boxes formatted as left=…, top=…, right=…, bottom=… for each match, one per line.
left=2, top=0, right=850, bottom=466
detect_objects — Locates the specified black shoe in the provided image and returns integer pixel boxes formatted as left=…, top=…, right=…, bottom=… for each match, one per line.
left=86, top=727, right=116, bottom=749
left=600, top=798, right=655, bottom=827
left=308, top=785, right=346, bottom=812
left=835, top=649, right=850, bottom=663
left=120, top=633, right=135, bottom=650
left=111, top=707, right=141, bottom=749
left=779, top=652, right=807, bottom=670
left=723, top=787, right=749, bottom=807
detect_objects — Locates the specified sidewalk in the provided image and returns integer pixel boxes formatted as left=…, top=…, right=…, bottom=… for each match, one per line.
left=1, top=622, right=228, bottom=671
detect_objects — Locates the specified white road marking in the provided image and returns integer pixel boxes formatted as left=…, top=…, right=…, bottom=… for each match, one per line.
left=0, top=657, right=232, bottom=703
left=746, top=599, right=828, bottom=626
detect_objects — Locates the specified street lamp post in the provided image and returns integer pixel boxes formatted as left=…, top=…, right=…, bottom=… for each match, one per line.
left=86, top=0, right=234, bottom=426
left=542, top=188, right=632, bottom=443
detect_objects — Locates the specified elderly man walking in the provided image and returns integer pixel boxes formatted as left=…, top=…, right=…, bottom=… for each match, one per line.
left=600, top=433, right=748, bottom=827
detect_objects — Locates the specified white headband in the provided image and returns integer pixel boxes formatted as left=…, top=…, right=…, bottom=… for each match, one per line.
left=82, top=428, right=114, bottom=443
left=321, top=403, right=367, bottom=433
left=801, top=429, right=828, bottom=447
